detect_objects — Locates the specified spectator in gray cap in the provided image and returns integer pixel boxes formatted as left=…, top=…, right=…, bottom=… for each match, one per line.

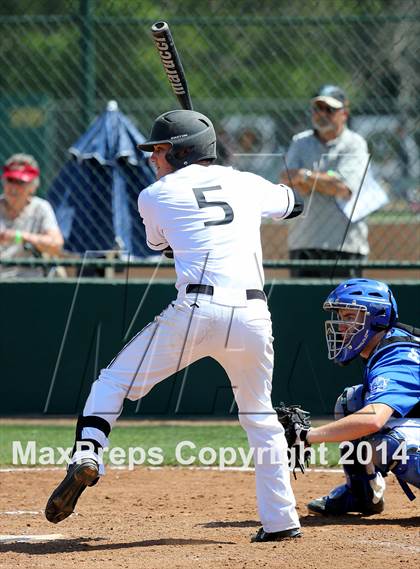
left=280, top=85, right=370, bottom=278
left=0, top=153, right=64, bottom=277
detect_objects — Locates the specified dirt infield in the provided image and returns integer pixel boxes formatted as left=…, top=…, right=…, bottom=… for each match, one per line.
left=0, top=468, right=418, bottom=569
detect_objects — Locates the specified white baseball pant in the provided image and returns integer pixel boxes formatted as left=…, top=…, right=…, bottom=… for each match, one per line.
left=80, top=291, right=300, bottom=532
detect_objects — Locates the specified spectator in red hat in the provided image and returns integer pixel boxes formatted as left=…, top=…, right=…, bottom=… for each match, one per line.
left=0, top=153, right=64, bottom=277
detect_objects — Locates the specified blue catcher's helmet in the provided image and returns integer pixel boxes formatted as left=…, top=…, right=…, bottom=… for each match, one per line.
left=324, top=279, right=398, bottom=364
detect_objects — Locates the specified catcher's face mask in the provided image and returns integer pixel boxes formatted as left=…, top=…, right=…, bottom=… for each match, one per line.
left=324, top=302, right=370, bottom=364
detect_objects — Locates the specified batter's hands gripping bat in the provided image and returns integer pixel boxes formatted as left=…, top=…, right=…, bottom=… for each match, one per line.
left=151, top=21, right=193, bottom=111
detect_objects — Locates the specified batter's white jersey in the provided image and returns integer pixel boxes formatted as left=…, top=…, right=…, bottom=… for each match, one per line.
left=138, top=164, right=295, bottom=294
left=74, top=163, right=300, bottom=535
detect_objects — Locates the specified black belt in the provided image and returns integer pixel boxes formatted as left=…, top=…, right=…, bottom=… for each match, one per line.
left=186, top=284, right=266, bottom=301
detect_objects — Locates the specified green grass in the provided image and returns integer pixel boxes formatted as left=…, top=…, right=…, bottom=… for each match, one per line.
left=369, top=210, right=419, bottom=224
left=0, top=424, right=340, bottom=468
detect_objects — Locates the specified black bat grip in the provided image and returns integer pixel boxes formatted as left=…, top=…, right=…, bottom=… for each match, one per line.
left=151, top=21, right=193, bottom=110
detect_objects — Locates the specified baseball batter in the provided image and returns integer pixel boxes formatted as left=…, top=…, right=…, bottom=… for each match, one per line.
left=45, top=110, right=304, bottom=542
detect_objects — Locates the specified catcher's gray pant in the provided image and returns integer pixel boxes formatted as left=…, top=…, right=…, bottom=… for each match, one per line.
left=78, top=292, right=300, bottom=533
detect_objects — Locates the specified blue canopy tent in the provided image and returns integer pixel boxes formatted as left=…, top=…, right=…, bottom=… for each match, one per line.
left=48, top=101, right=156, bottom=258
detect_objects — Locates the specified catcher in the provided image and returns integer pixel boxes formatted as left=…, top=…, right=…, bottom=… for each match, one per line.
left=282, top=278, right=419, bottom=515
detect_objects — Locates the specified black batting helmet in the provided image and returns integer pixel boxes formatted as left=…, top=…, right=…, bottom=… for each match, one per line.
left=138, top=110, right=217, bottom=170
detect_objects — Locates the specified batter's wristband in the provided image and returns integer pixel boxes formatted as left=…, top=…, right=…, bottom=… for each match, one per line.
left=15, top=230, right=23, bottom=244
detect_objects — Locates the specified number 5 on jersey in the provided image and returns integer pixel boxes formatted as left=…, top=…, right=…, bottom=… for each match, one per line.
left=193, top=186, right=234, bottom=226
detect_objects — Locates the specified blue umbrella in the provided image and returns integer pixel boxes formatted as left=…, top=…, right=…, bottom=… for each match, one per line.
left=48, top=101, right=156, bottom=257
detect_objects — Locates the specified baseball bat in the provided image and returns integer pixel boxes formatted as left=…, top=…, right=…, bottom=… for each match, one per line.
left=151, top=21, right=193, bottom=110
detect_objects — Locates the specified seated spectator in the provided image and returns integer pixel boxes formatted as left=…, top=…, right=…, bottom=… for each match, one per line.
left=0, top=153, right=64, bottom=277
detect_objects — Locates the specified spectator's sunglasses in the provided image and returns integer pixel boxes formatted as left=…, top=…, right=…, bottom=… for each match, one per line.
left=311, top=103, right=342, bottom=114
left=3, top=178, right=32, bottom=186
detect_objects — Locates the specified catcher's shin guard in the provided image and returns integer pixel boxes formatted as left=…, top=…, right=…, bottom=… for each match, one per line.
left=307, top=480, right=385, bottom=516
left=45, top=457, right=99, bottom=524
left=369, top=429, right=420, bottom=500
left=308, top=439, right=386, bottom=516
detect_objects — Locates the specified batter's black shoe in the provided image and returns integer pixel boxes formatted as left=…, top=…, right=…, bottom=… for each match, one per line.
left=307, top=489, right=384, bottom=516
left=251, top=527, right=302, bottom=542
left=45, top=458, right=99, bottom=524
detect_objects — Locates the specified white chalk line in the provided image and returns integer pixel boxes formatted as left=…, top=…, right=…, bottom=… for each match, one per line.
left=0, top=465, right=343, bottom=473
left=0, top=510, right=41, bottom=515
left=0, top=533, right=65, bottom=543
left=357, top=539, right=420, bottom=554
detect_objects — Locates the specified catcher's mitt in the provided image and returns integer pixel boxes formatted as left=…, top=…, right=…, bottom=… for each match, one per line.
left=275, top=403, right=312, bottom=477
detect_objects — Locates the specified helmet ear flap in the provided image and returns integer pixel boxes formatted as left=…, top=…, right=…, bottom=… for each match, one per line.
left=166, top=146, right=191, bottom=168
left=372, top=291, right=398, bottom=331
left=388, top=290, right=397, bottom=326
left=172, top=146, right=193, bottom=165
left=371, top=315, right=388, bottom=332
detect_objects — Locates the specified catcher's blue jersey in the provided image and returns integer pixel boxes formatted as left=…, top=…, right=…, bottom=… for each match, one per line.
left=363, top=327, right=420, bottom=418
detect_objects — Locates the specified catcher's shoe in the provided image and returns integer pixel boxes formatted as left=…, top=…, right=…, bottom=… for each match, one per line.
left=251, top=527, right=302, bottom=542
left=307, top=486, right=385, bottom=516
left=45, top=458, right=99, bottom=524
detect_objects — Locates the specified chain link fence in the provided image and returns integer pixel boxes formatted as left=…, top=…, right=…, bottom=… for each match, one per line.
left=0, top=0, right=419, bottom=270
